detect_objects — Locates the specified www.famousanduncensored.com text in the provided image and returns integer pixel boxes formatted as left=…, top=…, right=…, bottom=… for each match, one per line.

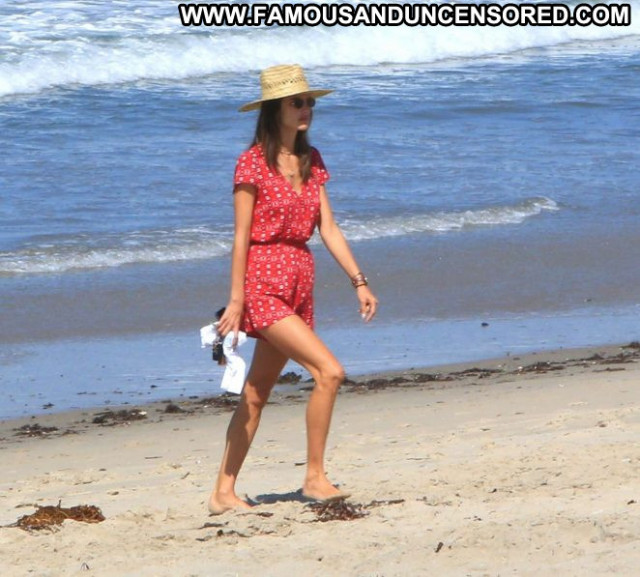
left=178, top=2, right=632, bottom=27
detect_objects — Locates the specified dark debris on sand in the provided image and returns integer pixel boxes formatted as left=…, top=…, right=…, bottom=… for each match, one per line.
left=449, top=367, right=502, bottom=379
left=13, top=423, right=60, bottom=438
left=508, top=344, right=640, bottom=375
left=92, top=408, right=147, bottom=426
left=306, top=498, right=368, bottom=522
left=305, top=497, right=404, bottom=522
left=364, top=498, right=406, bottom=508
left=514, top=361, right=564, bottom=374
left=196, top=395, right=239, bottom=411
left=343, top=342, right=640, bottom=390
left=14, top=502, right=105, bottom=532
left=500, top=346, right=640, bottom=375
left=13, top=423, right=77, bottom=439
left=277, top=371, right=302, bottom=384
left=163, top=403, right=187, bottom=414
left=344, top=371, right=462, bottom=393
left=344, top=375, right=417, bottom=392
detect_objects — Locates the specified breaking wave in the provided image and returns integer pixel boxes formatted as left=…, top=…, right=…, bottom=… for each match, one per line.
left=0, top=197, right=558, bottom=275
left=1, top=0, right=639, bottom=97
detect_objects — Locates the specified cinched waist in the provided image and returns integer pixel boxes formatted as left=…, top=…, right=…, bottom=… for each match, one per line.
left=250, top=239, right=309, bottom=248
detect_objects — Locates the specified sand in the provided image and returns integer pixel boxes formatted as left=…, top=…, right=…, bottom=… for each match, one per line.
left=1, top=343, right=639, bottom=576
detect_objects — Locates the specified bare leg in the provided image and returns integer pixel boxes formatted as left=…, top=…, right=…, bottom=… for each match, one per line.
left=208, top=339, right=288, bottom=514
left=259, top=315, right=347, bottom=500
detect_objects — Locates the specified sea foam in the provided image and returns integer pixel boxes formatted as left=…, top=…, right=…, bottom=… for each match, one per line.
left=0, top=197, right=558, bottom=275
left=1, top=0, right=639, bottom=97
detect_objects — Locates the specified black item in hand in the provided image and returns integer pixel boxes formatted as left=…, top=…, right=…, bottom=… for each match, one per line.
left=212, top=341, right=224, bottom=363
left=213, top=307, right=227, bottom=365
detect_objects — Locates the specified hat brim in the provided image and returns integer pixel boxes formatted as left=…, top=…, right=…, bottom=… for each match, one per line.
left=239, top=89, right=333, bottom=112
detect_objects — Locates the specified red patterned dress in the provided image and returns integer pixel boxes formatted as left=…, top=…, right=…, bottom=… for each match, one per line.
left=233, top=145, right=329, bottom=338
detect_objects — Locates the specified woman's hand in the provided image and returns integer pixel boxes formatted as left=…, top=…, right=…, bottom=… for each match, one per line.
left=356, top=285, right=378, bottom=323
left=216, top=299, right=244, bottom=346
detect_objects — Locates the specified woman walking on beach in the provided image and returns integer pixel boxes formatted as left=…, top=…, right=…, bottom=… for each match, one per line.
left=209, top=64, right=378, bottom=514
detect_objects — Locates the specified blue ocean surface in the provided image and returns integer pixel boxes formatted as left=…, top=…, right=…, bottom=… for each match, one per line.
left=1, top=1, right=640, bottom=418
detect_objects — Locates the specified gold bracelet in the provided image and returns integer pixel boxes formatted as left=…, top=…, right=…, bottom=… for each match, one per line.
left=351, top=272, right=368, bottom=289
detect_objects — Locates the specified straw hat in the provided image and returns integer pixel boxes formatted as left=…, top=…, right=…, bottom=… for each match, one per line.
left=239, top=64, right=333, bottom=112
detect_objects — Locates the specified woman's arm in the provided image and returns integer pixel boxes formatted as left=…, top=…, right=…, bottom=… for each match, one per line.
left=317, top=185, right=378, bottom=322
left=216, top=184, right=256, bottom=339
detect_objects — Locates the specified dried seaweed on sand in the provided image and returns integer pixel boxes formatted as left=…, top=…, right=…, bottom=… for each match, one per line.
left=13, top=423, right=59, bottom=438
left=306, top=499, right=367, bottom=522
left=197, top=395, right=239, bottom=411
left=15, top=501, right=105, bottom=532
left=12, top=423, right=77, bottom=439
left=92, top=408, right=147, bottom=425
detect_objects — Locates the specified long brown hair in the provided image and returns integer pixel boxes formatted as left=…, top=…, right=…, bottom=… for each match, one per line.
left=251, top=99, right=313, bottom=182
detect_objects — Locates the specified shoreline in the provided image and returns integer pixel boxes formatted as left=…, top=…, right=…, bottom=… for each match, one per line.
left=1, top=340, right=639, bottom=575
left=3, top=301, right=640, bottom=421
left=2, top=340, right=638, bottom=441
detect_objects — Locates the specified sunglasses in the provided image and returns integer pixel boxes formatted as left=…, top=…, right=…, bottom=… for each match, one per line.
left=290, top=96, right=316, bottom=109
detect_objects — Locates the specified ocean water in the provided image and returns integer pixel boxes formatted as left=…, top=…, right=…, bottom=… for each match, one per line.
left=1, top=1, right=640, bottom=418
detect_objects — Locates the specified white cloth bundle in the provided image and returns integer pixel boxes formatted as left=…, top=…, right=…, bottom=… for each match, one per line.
left=200, top=323, right=247, bottom=395
left=199, top=323, right=218, bottom=348
left=220, top=331, right=247, bottom=394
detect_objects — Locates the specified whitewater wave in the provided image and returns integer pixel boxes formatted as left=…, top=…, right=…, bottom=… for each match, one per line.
left=339, top=196, right=558, bottom=240
left=0, top=227, right=232, bottom=276
left=1, top=0, right=638, bottom=97
left=0, top=197, right=558, bottom=276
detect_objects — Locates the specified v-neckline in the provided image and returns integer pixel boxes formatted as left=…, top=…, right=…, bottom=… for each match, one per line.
left=274, top=148, right=303, bottom=195
left=280, top=171, right=303, bottom=196
left=261, top=148, right=303, bottom=195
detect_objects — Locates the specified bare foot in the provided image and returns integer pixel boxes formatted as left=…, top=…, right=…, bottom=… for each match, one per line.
left=207, top=492, right=252, bottom=516
left=302, top=475, right=350, bottom=502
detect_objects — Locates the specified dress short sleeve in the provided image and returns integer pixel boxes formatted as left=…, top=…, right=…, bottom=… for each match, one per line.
left=311, top=148, right=329, bottom=186
left=234, top=148, right=259, bottom=189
